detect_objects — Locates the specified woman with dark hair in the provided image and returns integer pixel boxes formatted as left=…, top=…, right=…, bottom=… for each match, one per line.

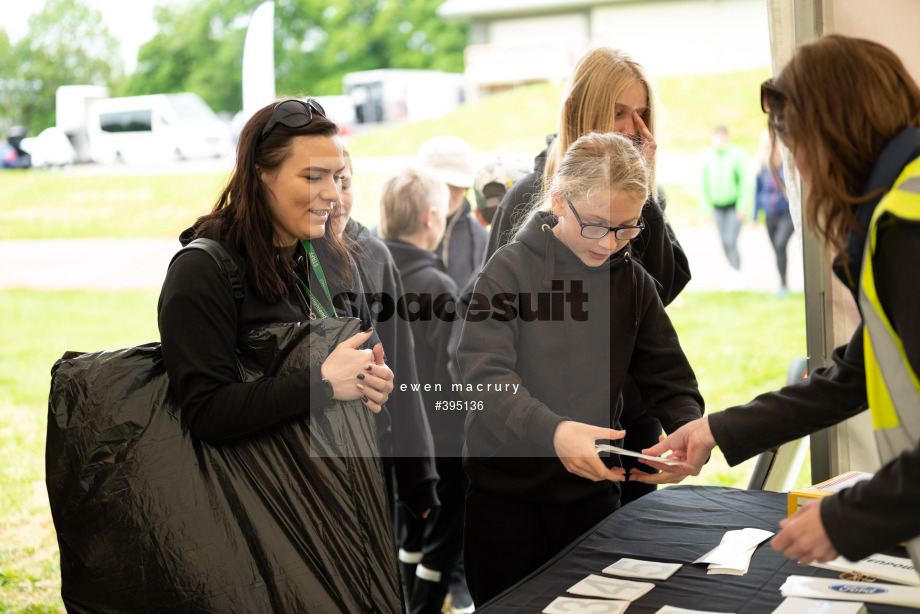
left=160, top=99, right=394, bottom=441
left=645, top=34, right=920, bottom=570
left=158, top=98, right=402, bottom=611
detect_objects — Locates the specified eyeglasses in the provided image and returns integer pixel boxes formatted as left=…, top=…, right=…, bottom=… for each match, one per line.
left=566, top=198, right=645, bottom=240
left=760, top=79, right=788, bottom=135
left=260, top=98, right=327, bottom=140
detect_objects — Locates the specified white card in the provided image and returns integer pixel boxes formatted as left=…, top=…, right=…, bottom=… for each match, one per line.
left=543, top=596, right=630, bottom=614
left=603, top=558, right=682, bottom=580
left=595, top=443, right=694, bottom=469
left=810, top=553, right=919, bottom=587
left=780, top=575, right=920, bottom=609
left=567, top=574, right=655, bottom=601
left=771, top=596, right=866, bottom=614
left=694, top=528, right=773, bottom=567
left=707, top=565, right=749, bottom=576
left=655, top=607, right=736, bottom=614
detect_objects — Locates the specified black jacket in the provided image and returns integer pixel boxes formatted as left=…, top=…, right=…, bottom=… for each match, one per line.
left=344, top=219, right=440, bottom=516
left=158, top=235, right=378, bottom=444
left=710, top=127, right=920, bottom=562
left=385, top=239, right=465, bottom=457
left=484, top=136, right=691, bottom=307
left=436, top=197, right=489, bottom=289
left=458, top=211, right=704, bottom=504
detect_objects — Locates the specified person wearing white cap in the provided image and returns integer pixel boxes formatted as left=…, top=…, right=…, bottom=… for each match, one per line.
left=417, top=135, right=489, bottom=290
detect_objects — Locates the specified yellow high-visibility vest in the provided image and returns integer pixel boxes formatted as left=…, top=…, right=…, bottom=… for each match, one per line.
left=858, top=156, right=920, bottom=571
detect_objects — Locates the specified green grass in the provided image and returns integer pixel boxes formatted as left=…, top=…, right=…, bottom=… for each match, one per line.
left=346, top=81, right=561, bottom=157
left=0, top=290, right=159, bottom=613
left=0, top=287, right=805, bottom=612
left=0, top=171, right=229, bottom=240
left=666, top=290, right=807, bottom=489
left=656, top=67, right=772, bottom=156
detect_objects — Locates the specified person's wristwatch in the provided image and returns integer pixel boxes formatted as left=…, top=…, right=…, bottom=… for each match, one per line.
left=321, top=378, right=334, bottom=400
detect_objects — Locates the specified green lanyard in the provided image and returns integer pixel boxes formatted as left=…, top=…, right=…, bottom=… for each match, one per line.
left=298, top=240, right=336, bottom=319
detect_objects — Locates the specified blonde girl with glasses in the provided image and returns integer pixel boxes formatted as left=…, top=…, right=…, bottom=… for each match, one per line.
left=482, top=46, right=692, bottom=512
left=457, top=132, right=704, bottom=604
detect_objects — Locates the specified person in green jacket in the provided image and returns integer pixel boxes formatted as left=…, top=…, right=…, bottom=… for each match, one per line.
left=700, top=125, right=751, bottom=273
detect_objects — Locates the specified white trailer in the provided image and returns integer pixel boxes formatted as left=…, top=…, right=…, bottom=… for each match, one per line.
left=55, top=85, right=111, bottom=163
left=85, top=93, right=232, bottom=165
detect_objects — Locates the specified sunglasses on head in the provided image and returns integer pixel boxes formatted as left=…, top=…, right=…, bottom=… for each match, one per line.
left=260, top=98, right=327, bottom=141
left=760, top=79, right=788, bottom=135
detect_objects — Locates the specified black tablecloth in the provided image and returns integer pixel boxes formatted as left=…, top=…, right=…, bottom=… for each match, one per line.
left=476, top=485, right=914, bottom=613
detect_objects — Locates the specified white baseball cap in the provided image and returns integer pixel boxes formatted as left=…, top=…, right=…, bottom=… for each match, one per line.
left=417, top=135, right=475, bottom=188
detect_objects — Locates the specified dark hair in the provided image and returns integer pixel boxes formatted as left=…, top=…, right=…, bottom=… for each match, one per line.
left=772, top=34, right=920, bottom=262
left=191, top=100, right=354, bottom=302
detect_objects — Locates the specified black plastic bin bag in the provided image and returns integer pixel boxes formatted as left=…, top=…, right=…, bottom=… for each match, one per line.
left=46, top=317, right=402, bottom=613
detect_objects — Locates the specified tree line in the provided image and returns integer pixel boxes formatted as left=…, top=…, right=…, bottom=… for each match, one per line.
left=0, top=0, right=467, bottom=136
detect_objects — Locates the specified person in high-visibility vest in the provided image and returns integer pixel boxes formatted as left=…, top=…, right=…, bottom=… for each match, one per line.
left=642, top=33, right=920, bottom=570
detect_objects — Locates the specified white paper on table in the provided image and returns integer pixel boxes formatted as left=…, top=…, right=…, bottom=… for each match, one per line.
left=694, top=528, right=773, bottom=576
left=603, top=558, right=682, bottom=580
left=810, top=553, right=919, bottom=586
left=567, top=574, right=655, bottom=601
left=543, top=596, right=630, bottom=614
left=595, top=444, right=694, bottom=469
left=694, top=528, right=774, bottom=566
left=770, top=596, right=866, bottom=614
left=654, top=607, right=736, bottom=614
left=706, top=565, right=750, bottom=576
left=780, top=575, right=920, bottom=608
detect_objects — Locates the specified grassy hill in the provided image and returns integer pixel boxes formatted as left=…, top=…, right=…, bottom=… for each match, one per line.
left=345, top=66, right=772, bottom=158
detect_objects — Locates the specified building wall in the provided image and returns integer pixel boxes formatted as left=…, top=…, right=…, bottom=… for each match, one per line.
left=591, top=0, right=770, bottom=78
left=465, top=12, right=592, bottom=90
left=831, top=0, right=920, bottom=84
left=461, top=0, right=771, bottom=98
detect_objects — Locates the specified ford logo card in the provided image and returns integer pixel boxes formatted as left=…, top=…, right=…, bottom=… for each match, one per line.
left=780, top=575, right=920, bottom=608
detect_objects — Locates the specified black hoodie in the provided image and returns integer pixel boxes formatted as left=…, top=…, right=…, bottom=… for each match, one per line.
left=385, top=239, right=465, bottom=457
left=435, top=197, right=489, bottom=289
left=343, top=219, right=440, bottom=516
left=159, top=232, right=379, bottom=444
left=458, top=212, right=704, bottom=504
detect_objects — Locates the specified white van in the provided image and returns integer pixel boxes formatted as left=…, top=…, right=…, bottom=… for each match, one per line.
left=87, top=93, right=232, bottom=165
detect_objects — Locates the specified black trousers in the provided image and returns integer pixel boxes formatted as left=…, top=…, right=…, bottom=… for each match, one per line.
left=396, top=457, right=467, bottom=614
left=765, top=211, right=795, bottom=287
left=618, top=377, right=662, bottom=505
left=463, top=486, right=619, bottom=606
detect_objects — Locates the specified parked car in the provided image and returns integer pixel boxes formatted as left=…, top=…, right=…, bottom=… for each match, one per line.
left=1, top=126, right=31, bottom=169
left=19, top=127, right=76, bottom=168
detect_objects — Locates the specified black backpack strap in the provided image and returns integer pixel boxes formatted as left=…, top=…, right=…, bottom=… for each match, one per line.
left=169, top=238, right=245, bottom=300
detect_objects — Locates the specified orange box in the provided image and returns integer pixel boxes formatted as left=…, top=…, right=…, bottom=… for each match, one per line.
left=787, top=471, right=874, bottom=516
